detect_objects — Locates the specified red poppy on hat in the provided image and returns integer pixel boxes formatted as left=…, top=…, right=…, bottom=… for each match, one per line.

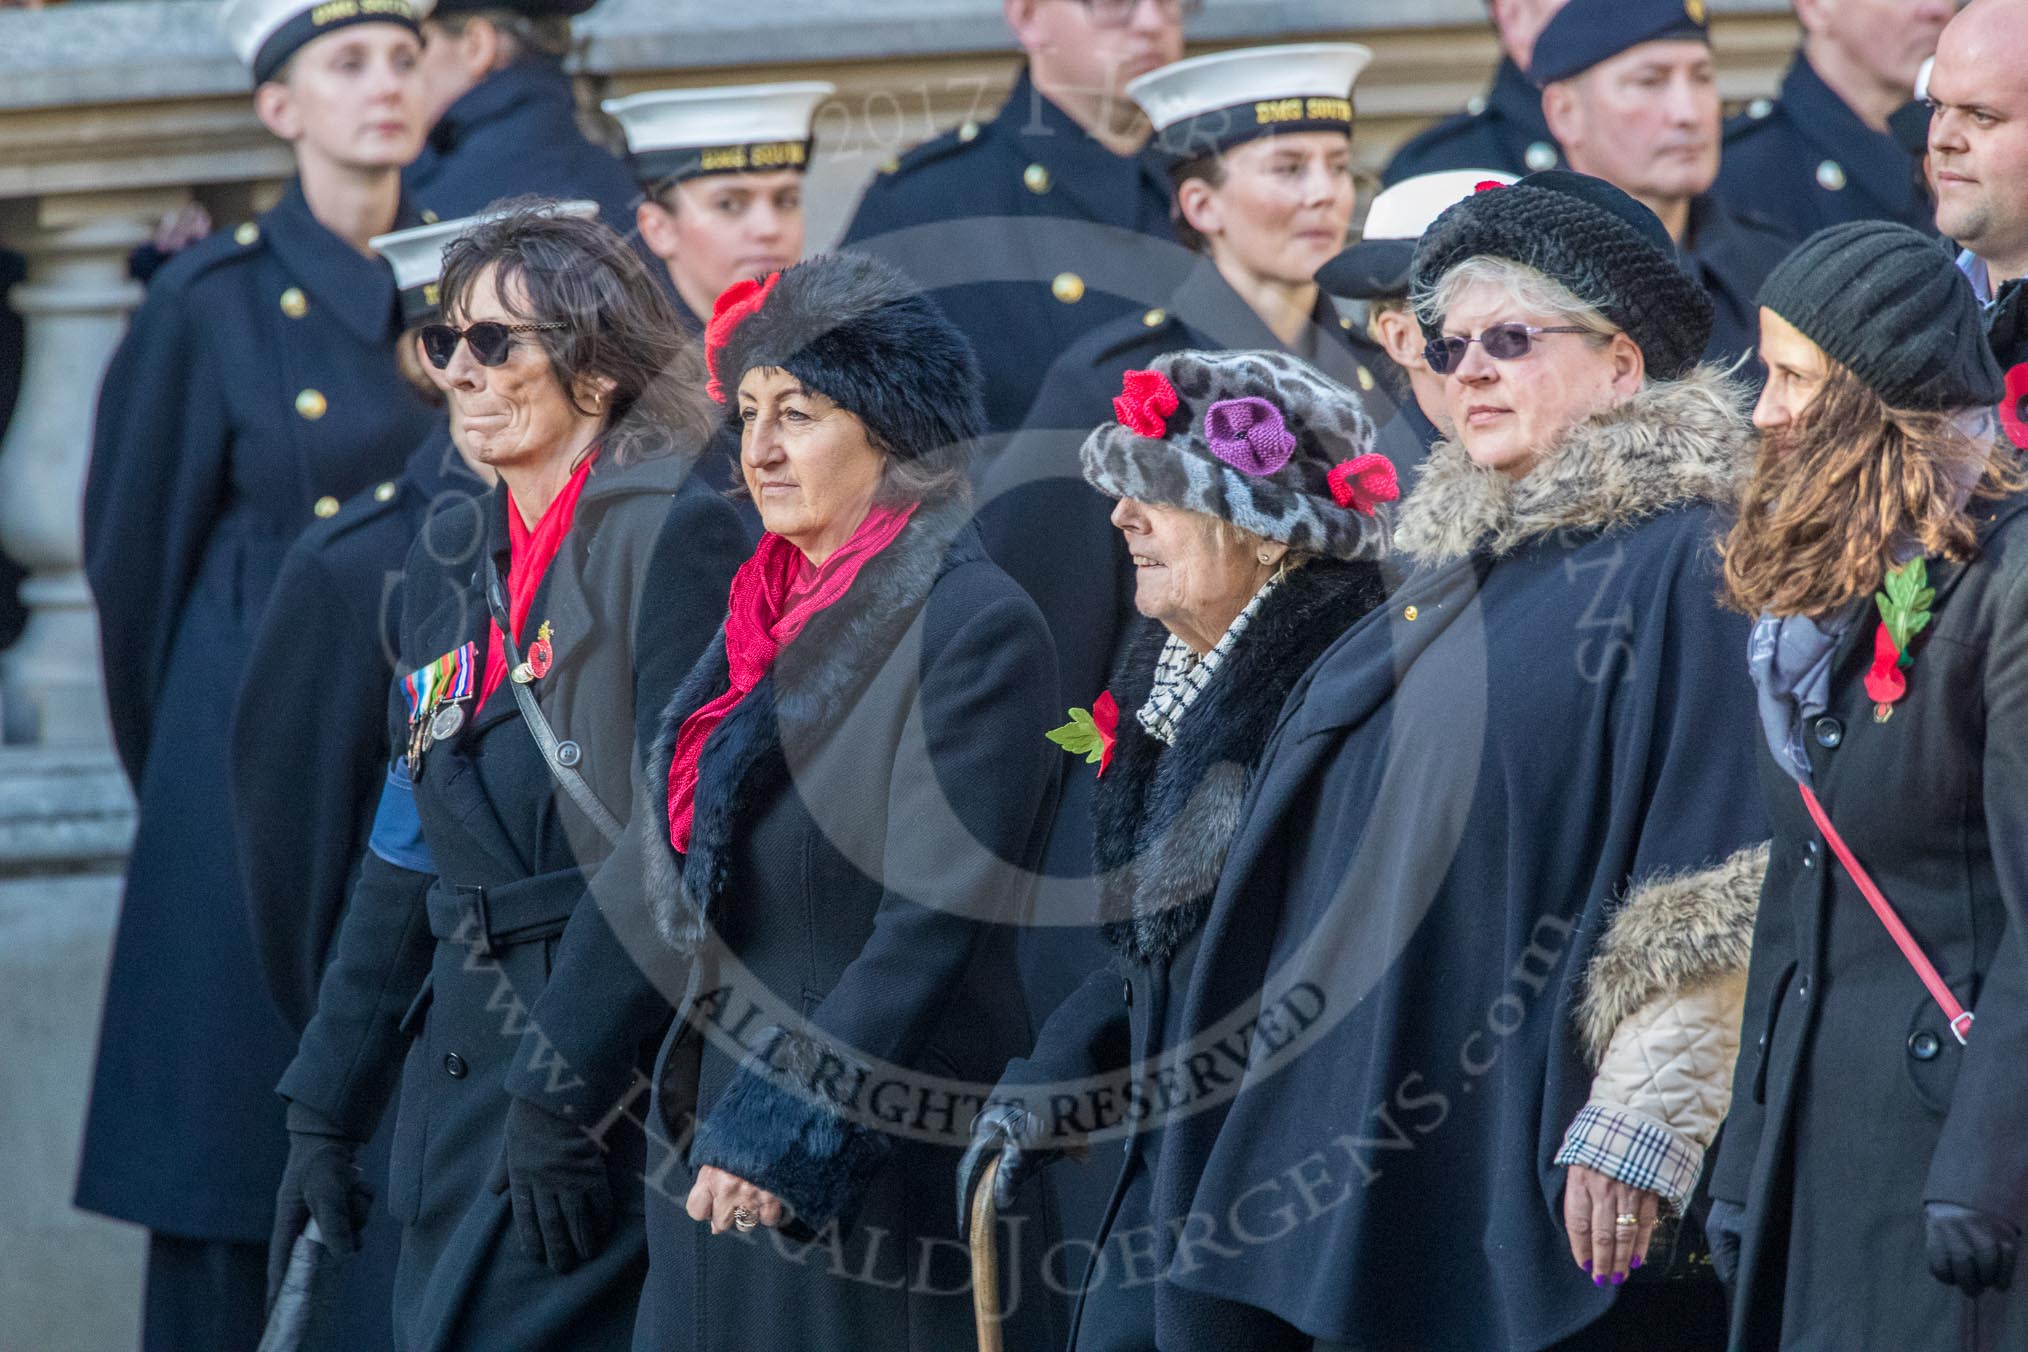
left=1327, top=453, right=1400, bottom=515
left=704, top=271, right=781, bottom=404
left=1114, top=368, right=1180, bottom=438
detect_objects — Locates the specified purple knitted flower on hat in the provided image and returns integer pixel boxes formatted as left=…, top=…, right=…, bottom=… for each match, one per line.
left=1203, top=397, right=1297, bottom=477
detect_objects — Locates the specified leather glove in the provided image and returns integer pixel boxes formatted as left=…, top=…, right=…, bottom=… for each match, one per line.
left=487, top=1096, right=614, bottom=1275
left=956, top=1101, right=1051, bottom=1231
left=267, top=1101, right=371, bottom=1308
left=1925, top=1201, right=2021, bottom=1296
left=1704, top=1197, right=1747, bottom=1290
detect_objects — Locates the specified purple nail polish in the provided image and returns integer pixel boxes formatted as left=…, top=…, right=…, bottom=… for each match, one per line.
left=1582, top=1260, right=1593, bottom=1274
left=1611, top=1273, right=1625, bottom=1286
left=1630, top=1255, right=1643, bottom=1271
left=1594, top=1275, right=1607, bottom=1289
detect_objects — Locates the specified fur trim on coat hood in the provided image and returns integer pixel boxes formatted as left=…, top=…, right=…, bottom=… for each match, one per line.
left=1394, top=366, right=1753, bottom=565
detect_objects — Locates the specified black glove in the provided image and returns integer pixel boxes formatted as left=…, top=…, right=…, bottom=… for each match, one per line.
left=487, top=1097, right=614, bottom=1275
left=956, top=1101, right=1052, bottom=1230
left=1704, top=1197, right=1746, bottom=1289
left=267, top=1101, right=371, bottom=1308
left=1925, top=1201, right=2021, bottom=1296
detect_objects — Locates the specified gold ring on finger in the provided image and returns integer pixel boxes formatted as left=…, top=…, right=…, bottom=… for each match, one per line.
left=1614, top=1213, right=1639, bottom=1227
left=732, top=1206, right=759, bottom=1231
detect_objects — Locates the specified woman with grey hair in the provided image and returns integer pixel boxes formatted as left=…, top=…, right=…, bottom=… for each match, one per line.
left=961, top=346, right=1397, bottom=1351
left=1146, top=172, right=1768, bottom=1350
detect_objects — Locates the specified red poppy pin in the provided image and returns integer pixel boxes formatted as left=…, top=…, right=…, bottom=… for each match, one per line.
left=1046, top=690, right=1118, bottom=777
left=1327, top=453, right=1400, bottom=515
left=1866, top=558, right=1932, bottom=722
left=2000, top=363, right=2028, bottom=451
left=1114, top=369, right=1180, bottom=438
left=704, top=271, right=781, bottom=404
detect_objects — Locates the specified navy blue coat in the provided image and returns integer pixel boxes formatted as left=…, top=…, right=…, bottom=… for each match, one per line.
left=1384, top=58, right=1564, bottom=185
left=1148, top=384, right=1766, bottom=1350
left=631, top=500, right=1064, bottom=1352
left=1714, top=493, right=2028, bottom=1352
left=279, top=451, right=745, bottom=1349
left=404, top=57, right=640, bottom=232
left=1682, top=195, right=1796, bottom=373
left=1717, top=52, right=1933, bottom=239
left=77, top=181, right=436, bottom=1241
left=840, top=69, right=1185, bottom=438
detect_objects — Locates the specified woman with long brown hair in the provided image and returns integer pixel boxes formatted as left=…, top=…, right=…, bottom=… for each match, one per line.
left=1711, top=220, right=2028, bottom=1352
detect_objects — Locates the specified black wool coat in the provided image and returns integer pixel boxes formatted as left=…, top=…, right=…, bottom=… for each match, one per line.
left=279, top=452, right=745, bottom=1351
left=1713, top=491, right=2028, bottom=1352
left=77, top=180, right=436, bottom=1241
left=995, top=558, right=1389, bottom=1352
left=1152, top=372, right=1769, bottom=1351
left=630, top=500, right=1064, bottom=1352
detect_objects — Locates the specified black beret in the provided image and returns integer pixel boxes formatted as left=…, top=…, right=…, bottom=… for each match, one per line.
left=1528, top=0, right=1709, bottom=88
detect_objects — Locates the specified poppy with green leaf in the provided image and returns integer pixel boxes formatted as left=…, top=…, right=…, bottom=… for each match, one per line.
left=1046, top=690, right=1119, bottom=777
left=1865, top=558, right=1933, bottom=716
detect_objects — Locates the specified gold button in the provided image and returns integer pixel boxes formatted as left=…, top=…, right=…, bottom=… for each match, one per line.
left=374, top=481, right=397, bottom=503
left=234, top=222, right=260, bottom=246
left=1403, top=605, right=1419, bottom=622
left=1748, top=97, right=1774, bottom=120
left=295, top=388, right=328, bottom=421
left=279, top=287, right=308, bottom=319
left=313, top=495, right=341, bottom=518
left=1339, top=315, right=1354, bottom=331
left=421, top=209, right=440, bottom=224
left=958, top=120, right=980, bottom=143
left=878, top=156, right=900, bottom=175
left=1051, top=272, right=1085, bottom=304
left=1816, top=159, right=1847, bottom=192
left=1356, top=365, right=1376, bottom=391
left=1685, top=0, right=1706, bottom=21
left=1023, top=163, right=1052, bottom=195
left=1142, top=308, right=1166, bottom=328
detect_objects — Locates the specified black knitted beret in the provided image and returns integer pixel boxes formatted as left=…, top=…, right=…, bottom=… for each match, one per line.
left=1757, top=221, right=2002, bottom=411
left=708, top=252, right=985, bottom=462
left=1409, top=170, right=1715, bottom=380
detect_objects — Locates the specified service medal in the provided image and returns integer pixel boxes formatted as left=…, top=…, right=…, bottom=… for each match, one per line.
left=430, top=702, right=466, bottom=742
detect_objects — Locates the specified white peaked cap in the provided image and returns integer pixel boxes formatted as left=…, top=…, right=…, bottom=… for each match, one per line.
left=1127, top=43, right=1373, bottom=140
left=1363, top=170, right=1518, bottom=242
left=603, top=82, right=836, bottom=182
left=371, top=199, right=598, bottom=323
left=220, top=0, right=435, bottom=81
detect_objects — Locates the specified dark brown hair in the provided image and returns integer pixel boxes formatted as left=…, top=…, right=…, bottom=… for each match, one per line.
left=1168, top=152, right=1227, bottom=254
left=437, top=199, right=715, bottom=465
left=430, top=9, right=572, bottom=62
left=1722, top=363, right=2025, bottom=620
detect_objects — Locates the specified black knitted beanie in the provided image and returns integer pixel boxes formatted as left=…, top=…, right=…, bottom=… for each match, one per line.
left=1410, top=170, right=1714, bottom=380
left=1757, top=221, right=2002, bottom=411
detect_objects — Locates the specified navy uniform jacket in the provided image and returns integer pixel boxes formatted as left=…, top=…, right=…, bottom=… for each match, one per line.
left=1683, top=194, right=1797, bottom=371
left=404, top=57, right=639, bottom=231
left=1717, top=52, right=1933, bottom=239
left=77, top=180, right=436, bottom=1240
left=840, top=68, right=1186, bottom=438
left=1383, top=58, right=1563, bottom=186
left=231, top=428, right=484, bottom=1035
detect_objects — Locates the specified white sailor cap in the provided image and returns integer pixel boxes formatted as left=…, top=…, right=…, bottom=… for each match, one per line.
left=371, top=199, right=598, bottom=326
left=220, top=0, right=435, bottom=84
left=602, top=82, right=837, bottom=188
left=1318, top=170, right=1516, bottom=300
left=1127, top=44, right=1373, bottom=164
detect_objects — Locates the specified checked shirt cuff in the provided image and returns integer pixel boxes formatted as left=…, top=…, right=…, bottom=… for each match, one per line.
left=1554, top=1102, right=1704, bottom=1213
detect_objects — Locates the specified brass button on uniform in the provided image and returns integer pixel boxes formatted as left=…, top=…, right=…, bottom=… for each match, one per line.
left=1142, top=308, right=1166, bottom=328
left=1023, top=163, right=1052, bottom=195
left=1816, top=160, right=1847, bottom=192
left=234, top=222, right=260, bottom=246
left=1748, top=97, right=1774, bottom=120
left=421, top=209, right=440, bottom=224
left=279, top=287, right=308, bottom=319
left=1403, top=605, right=1419, bottom=622
left=312, top=495, right=341, bottom=518
left=295, top=388, right=328, bottom=421
left=1356, top=365, right=1376, bottom=391
left=958, top=120, right=981, bottom=143
left=878, top=156, right=900, bottom=175
left=374, top=481, right=397, bottom=503
left=1051, top=272, right=1086, bottom=304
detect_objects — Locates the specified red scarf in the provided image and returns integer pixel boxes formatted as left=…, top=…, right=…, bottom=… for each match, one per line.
left=480, top=451, right=599, bottom=706
left=667, top=503, right=916, bottom=852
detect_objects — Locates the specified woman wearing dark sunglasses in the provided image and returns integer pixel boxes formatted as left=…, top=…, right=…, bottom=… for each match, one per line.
left=272, top=205, right=747, bottom=1349
left=1145, top=171, right=1767, bottom=1351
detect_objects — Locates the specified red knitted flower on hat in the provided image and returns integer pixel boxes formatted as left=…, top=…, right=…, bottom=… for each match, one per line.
left=2000, top=363, right=2028, bottom=451
left=1114, top=368, right=1180, bottom=438
left=1327, top=453, right=1400, bottom=515
left=704, top=271, right=781, bottom=404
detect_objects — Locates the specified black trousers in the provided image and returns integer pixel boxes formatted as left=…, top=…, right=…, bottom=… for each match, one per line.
left=143, top=1235, right=265, bottom=1352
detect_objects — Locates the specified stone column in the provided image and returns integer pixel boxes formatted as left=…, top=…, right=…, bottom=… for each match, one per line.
left=0, top=189, right=185, bottom=747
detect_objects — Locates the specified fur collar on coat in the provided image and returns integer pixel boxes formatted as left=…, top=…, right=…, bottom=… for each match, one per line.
left=1095, top=557, right=1387, bottom=967
left=640, top=495, right=976, bottom=953
left=1393, top=366, right=1753, bottom=565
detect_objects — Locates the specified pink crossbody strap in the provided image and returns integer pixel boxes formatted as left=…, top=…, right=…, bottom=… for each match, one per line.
left=1798, top=782, right=1974, bottom=1045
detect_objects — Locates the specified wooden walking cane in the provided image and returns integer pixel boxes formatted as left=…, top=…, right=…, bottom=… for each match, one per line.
left=969, top=1153, right=1005, bottom=1352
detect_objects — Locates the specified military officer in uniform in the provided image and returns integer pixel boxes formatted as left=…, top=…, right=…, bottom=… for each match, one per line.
left=1382, top=0, right=1572, bottom=185
left=604, top=82, right=833, bottom=336
left=407, top=0, right=638, bottom=229
left=1718, top=0, right=1951, bottom=236
left=76, top=1, right=438, bottom=1346
left=1533, top=0, right=1797, bottom=368
left=839, top=0, right=1191, bottom=438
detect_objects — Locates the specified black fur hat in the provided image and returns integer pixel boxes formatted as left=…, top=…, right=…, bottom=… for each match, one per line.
left=706, top=253, right=985, bottom=464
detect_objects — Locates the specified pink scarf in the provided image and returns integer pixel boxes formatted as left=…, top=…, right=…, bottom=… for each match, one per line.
left=666, top=503, right=916, bottom=852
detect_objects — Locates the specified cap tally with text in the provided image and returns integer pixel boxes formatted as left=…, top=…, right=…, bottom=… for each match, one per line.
left=1127, top=44, right=1373, bottom=165
left=220, top=0, right=435, bottom=84
left=1527, top=0, right=1709, bottom=89
left=430, top=0, right=597, bottom=16
left=372, top=199, right=597, bottom=326
left=603, top=82, right=836, bottom=188
left=1318, top=169, right=1517, bottom=300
